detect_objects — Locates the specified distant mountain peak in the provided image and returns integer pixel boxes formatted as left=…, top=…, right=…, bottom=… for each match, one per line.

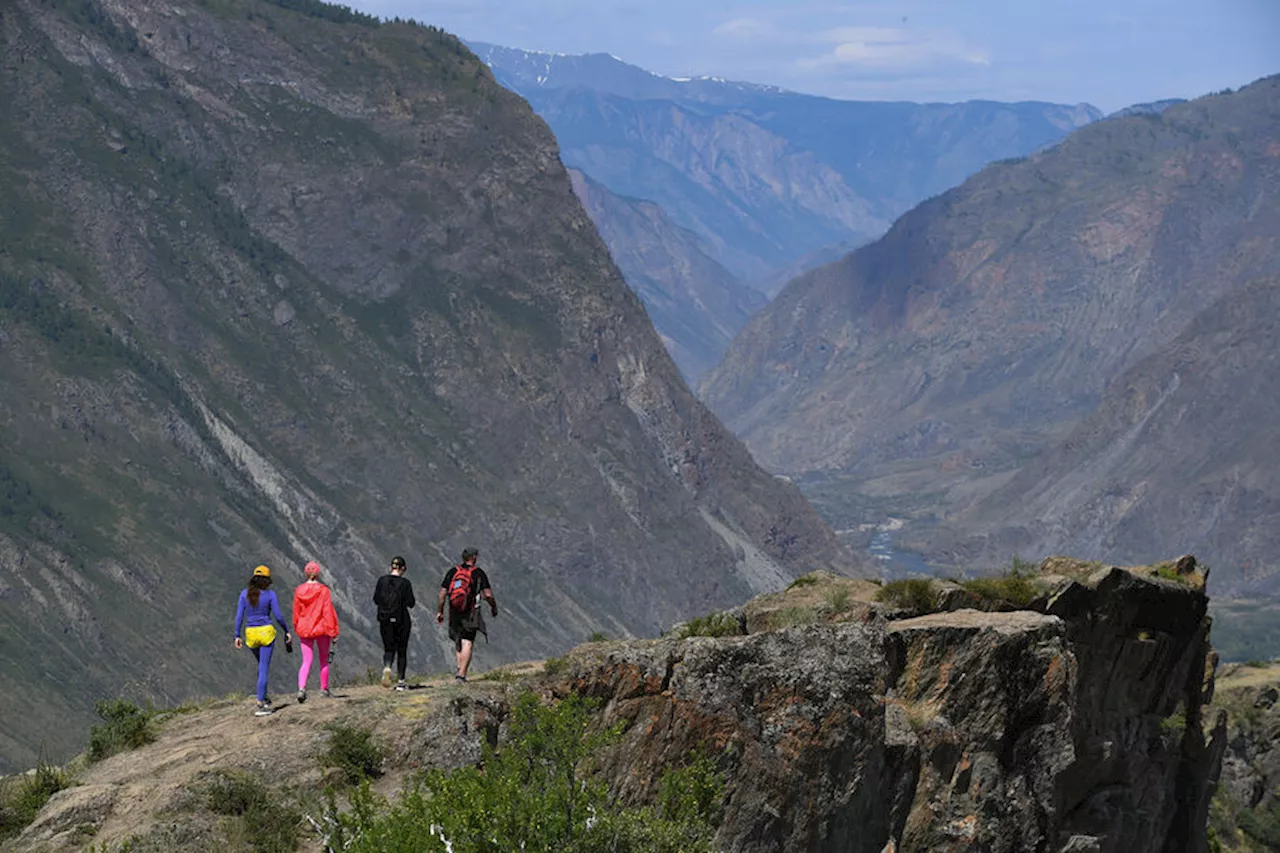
left=467, top=41, right=795, bottom=100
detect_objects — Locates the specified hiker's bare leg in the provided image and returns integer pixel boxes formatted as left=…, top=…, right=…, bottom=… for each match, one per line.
left=458, top=638, right=475, bottom=678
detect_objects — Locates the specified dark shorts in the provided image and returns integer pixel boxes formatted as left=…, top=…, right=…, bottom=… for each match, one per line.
left=448, top=612, right=478, bottom=651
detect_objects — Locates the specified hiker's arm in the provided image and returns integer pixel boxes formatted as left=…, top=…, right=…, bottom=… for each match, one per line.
left=482, top=588, right=498, bottom=617
left=436, top=586, right=447, bottom=623
left=234, top=594, right=246, bottom=647
left=406, top=582, right=416, bottom=610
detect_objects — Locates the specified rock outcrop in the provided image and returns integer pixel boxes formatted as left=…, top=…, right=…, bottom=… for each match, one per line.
left=3, top=559, right=1225, bottom=853
left=549, top=558, right=1223, bottom=852
left=1207, top=662, right=1280, bottom=852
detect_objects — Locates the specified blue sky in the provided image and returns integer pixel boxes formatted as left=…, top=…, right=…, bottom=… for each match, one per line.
left=345, top=0, right=1278, bottom=112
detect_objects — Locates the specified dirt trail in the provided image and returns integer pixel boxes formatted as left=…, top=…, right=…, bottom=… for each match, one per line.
left=4, top=666, right=544, bottom=853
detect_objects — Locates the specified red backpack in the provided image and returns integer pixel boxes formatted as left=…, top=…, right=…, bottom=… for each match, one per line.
left=448, top=564, right=475, bottom=614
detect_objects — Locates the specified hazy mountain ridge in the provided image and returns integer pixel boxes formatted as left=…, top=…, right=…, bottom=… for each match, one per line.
left=945, top=275, right=1280, bottom=593
left=701, top=76, right=1280, bottom=591
left=473, top=43, right=1100, bottom=381
left=0, top=0, right=857, bottom=772
left=567, top=169, right=764, bottom=381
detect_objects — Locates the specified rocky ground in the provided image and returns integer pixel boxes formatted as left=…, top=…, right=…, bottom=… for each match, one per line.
left=1210, top=662, right=1280, bottom=852
left=2, top=558, right=1228, bottom=853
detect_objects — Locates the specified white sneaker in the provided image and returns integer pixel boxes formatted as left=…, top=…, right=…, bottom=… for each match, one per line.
left=381, top=666, right=393, bottom=688
left=395, top=680, right=408, bottom=692
left=297, top=689, right=307, bottom=704
left=254, top=702, right=273, bottom=717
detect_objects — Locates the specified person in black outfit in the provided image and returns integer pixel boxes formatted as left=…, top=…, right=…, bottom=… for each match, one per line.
left=373, top=555, right=415, bottom=691
left=436, top=547, right=498, bottom=682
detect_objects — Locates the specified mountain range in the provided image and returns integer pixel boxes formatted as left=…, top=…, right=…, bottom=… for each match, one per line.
left=0, top=0, right=856, bottom=773
left=701, top=76, right=1280, bottom=594
left=473, top=43, right=1102, bottom=379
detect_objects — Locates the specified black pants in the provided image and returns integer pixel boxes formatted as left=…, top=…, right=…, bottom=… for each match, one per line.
left=379, top=617, right=411, bottom=680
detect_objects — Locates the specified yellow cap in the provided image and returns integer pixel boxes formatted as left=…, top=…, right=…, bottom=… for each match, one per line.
left=253, top=565, right=271, bottom=578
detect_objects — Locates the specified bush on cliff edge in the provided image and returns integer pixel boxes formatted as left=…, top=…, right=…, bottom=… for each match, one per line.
left=316, top=691, right=724, bottom=852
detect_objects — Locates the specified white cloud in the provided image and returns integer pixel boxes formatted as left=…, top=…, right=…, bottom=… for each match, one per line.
left=799, top=26, right=990, bottom=69
left=712, top=17, right=775, bottom=42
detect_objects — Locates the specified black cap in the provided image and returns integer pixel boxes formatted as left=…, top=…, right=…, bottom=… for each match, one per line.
left=461, top=547, right=478, bottom=561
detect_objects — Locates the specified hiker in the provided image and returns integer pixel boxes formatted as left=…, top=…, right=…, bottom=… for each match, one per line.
left=437, top=547, right=498, bottom=682
left=373, top=555, right=415, bottom=691
left=233, top=565, right=292, bottom=717
left=293, top=561, right=340, bottom=703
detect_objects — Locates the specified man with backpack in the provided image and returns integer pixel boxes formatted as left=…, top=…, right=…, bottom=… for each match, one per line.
left=373, top=555, right=416, bottom=691
left=436, top=547, right=498, bottom=682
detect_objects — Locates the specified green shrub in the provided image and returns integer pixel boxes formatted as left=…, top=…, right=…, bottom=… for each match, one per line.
left=0, top=761, right=72, bottom=841
left=825, top=586, right=853, bottom=613
left=961, top=568, right=1043, bottom=608
left=875, top=579, right=938, bottom=614
left=88, top=699, right=155, bottom=762
left=321, top=725, right=384, bottom=784
left=201, top=771, right=300, bottom=853
left=1153, top=563, right=1193, bottom=585
left=1239, top=802, right=1280, bottom=848
left=674, top=612, right=742, bottom=639
left=1160, top=710, right=1187, bottom=739
left=786, top=575, right=818, bottom=590
left=543, top=656, right=568, bottom=677
left=1009, top=556, right=1038, bottom=575
left=318, top=692, right=722, bottom=853
left=657, top=751, right=723, bottom=829
left=587, top=631, right=610, bottom=643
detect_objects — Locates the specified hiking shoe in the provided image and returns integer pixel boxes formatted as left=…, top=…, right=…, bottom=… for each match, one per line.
left=254, top=702, right=272, bottom=717
left=455, top=674, right=467, bottom=683
left=381, top=666, right=393, bottom=688
left=320, top=689, right=333, bottom=699
left=297, top=689, right=307, bottom=704
left=395, top=680, right=408, bottom=692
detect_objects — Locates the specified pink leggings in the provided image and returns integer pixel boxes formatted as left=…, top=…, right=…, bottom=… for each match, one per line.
left=298, top=636, right=332, bottom=691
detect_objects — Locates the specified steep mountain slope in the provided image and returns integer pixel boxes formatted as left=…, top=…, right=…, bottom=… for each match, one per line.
left=702, top=77, right=1280, bottom=589
left=0, top=0, right=857, bottom=773
left=472, top=45, right=1099, bottom=382
left=944, top=276, right=1280, bottom=591
left=568, top=169, right=764, bottom=381
left=474, top=44, right=1100, bottom=282
left=526, top=87, right=888, bottom=282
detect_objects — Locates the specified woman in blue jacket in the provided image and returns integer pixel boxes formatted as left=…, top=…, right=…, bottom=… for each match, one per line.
left=234, top=564, right=292, bottom=716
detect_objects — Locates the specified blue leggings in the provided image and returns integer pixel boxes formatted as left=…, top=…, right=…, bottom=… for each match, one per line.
left=250, top=642, right=275, bottom=702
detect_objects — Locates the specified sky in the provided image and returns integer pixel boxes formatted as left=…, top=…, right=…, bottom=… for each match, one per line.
left=344, top=0, right=1278, bottom=112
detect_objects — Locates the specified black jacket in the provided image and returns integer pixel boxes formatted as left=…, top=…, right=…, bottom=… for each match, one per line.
left=373, top=574, right=416, bottom=622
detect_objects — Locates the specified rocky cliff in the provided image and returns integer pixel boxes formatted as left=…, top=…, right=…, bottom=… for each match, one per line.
left=0, top=0, right=857, bottom=773
left=1208, top=662, right=1280, bottom=852
left=3, top=558, right=1224, bottom=852
left=701, top=76, right=1280, bottom=591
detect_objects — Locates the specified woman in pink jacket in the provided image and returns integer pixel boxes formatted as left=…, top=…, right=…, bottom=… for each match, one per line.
left=293, top=561, right=341, bottom=702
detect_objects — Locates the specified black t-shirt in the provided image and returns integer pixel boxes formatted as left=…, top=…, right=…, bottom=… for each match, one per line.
left=373, top=574, right=416, bottom=622
left=441, top=564, right=490, bottom=609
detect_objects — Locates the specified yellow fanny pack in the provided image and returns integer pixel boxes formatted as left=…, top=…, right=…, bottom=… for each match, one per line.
left=244, top=625, right=277, bottom=648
